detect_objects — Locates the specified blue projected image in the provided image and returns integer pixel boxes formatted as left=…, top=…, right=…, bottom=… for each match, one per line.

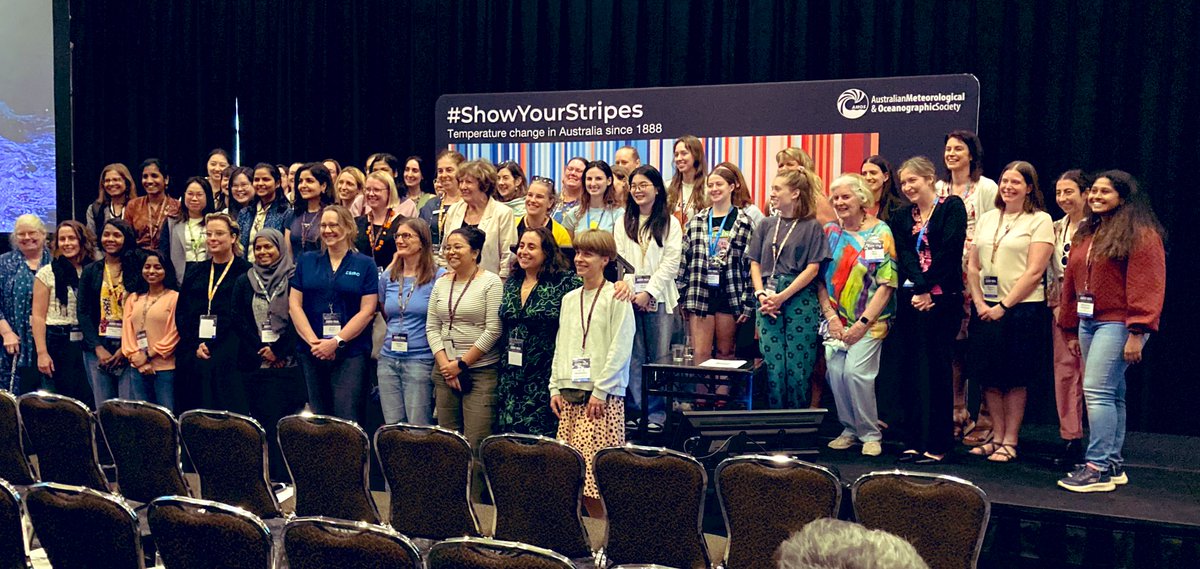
left=0, top=0, right=57, bottom=232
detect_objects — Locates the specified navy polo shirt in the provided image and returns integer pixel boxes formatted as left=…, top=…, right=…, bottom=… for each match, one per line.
left=290, top=250, right=379, bottom=358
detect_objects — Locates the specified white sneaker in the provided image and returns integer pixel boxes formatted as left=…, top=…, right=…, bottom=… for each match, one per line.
left=862, top=441, right=882, bottom=456
left=827, top=435, right=856, bottom=450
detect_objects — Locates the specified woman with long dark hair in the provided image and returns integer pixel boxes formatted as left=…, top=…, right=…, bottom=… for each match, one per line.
left=32, top=220, right=97, bottom=404
left=668, top=135, right=708, bottom=224
left=125, top=158, right=180, bottom=250
left=496, top=161, right=528, bottom=218
left=288, top=162, right=335, bottom=259
left=563, top=160, right=624, bottom=235
left=227, top=166, right=255, bottom=219
left=237, top=163, right=294, bottom=259
left=862, top=155, right=906, bottom=223
left=402, top=156, right=435, bottom=210
left=78, top=218, right=140, bottom=407
left=205, top=149, right=232, bottom=211
left=121, top=248, right=181, bottom=410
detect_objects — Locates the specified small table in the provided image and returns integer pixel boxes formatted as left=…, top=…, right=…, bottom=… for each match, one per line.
left=639, top=356, right=759, bottom=439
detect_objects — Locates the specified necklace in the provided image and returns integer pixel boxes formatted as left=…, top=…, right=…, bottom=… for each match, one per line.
left=300, top=210, right=319, bottom=243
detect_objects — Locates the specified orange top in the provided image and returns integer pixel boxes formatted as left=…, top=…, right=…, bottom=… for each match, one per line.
left=121, top=290, right=180, bottom=371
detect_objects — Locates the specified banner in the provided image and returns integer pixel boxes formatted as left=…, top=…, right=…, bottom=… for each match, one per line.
left=434, top=74, right=979, bottom=208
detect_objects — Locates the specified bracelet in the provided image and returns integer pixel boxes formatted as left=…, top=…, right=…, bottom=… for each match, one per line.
left=997, top=300, right=1009, bottom=310
left=755, top=290, right=768, bottom=299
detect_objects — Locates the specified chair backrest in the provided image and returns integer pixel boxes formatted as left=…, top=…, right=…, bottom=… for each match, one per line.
left=277, top=414, right=379, bottom=523
left=98, top=400, right=190, bottom=504
left=148, top=496, right=272, bottom=569
left=17, top=392, right=108, bottom=491
left=716, top=455, right=842, bottom=569
left=479, top=434, right=590, bottom=558
left=0, top=391, right=36, bottom=486
left=283, top=516, right=421, bottom=569
left=594, top=445, right=711, bottom=569
left=374, top=424, right=478, bottom=539
left=25, top=482, right=143, bottom=569
left=179, top=409, right=281, bottom=519
left=0, top=479, right=26, bottom=569
left=852, top=470, right=990, bottom=569
left=427, top=537, right=575, bottom=569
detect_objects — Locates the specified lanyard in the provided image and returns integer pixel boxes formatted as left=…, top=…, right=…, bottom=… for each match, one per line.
left=447, top=267, right=478, bottom=330
left=769, top=218, right=799, bottom=278
left=147, top=197, right=168, bottom=239
left=579, top=282, right=605, bottom=350
left=585, top=208, right=607, bottom=230
left=251, top=271, right=282, bottom=308
left=103, top=262, right=124, bottom=306
left=914, top=199, right=939, bottom=254
left=989, top=212, right=1022, bottom=265
left=397, top=275, right=417, bottom=314
left=140, top=291, right=166, bottom=330
left=1084, top=240, right=1094, bottom=293
left=206, top=260, right=234, bottom=314
left=637, top=223, right=653, bottom=270
left=707, top=208, right=730, bottom=258
left=184, top=218, right=204, bottom=256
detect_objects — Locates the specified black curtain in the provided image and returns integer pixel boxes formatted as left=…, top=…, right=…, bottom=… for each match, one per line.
left=67, top=0, right=1200, bottom=435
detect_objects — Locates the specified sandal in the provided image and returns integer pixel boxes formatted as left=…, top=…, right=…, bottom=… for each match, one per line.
left=962, top=426, right=992, bottom=447
left=969, top=441, right=997, bottom=457
left=988, top=444, right=1018, bottom=463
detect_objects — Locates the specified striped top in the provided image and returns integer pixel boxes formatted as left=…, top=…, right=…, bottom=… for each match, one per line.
left=426, top=269, right=504, bottom=368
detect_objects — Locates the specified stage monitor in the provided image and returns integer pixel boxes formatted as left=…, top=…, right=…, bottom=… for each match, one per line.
left=675, top=408, right=828, bottom=458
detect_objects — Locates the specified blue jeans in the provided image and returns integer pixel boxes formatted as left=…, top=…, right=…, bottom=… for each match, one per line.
left=82, top=344, right=122, bottom=408
left=627, top=304, right=673, bottom=423
left=124, top=368, right=176, bottom=412
left=376, top=356, right=434, bottom=425
left=1079, top=320, right=1136, bottom=469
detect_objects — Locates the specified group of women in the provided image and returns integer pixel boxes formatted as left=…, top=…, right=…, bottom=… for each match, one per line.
left=0, top=130, right=1165, bottom=498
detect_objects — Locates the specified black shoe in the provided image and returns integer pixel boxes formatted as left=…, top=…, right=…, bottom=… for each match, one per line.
left=1051, top=439, right=1084, bottom=468
left=913, top=453, right=951, bottom=465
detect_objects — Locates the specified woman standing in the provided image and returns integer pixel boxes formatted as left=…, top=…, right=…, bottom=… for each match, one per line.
left=777, top=148, right=837, bottom=226
left=205, top=150, right=231, bottom=210
left=966, top=161, right=1054, bottom=463
left=496, top=161, right=528, bottom=218
left=289, top=162, right=335, bottom=259
left=442, top=160, right=517, bottom=278
left=125, top=159, right=180, bottom=250
left=668, top=136, right=708, bottom=224
left=563, top=161, right=624, bottom=236
left=177, top=213, right=253, bottom=413
left=335, top=167, right=366, bottom=217
left=121, top=249, right=181, bottom=410
left=613, top=165, right=682, bottom=429
left=356, top=171, right=416, bottom=269
left=818, top=175, right=898, bottom=457
left=289, top=206, right=378, bottom=423
left=861, top=155, right=906, bottom=223
left=237, top=163, right=294, bottom=258
left=550, top=230, right=635, bottom=518
left=420, top=150, right=466, bottom=254
left=85, top=164, right=137, bottom=238
left=0, top=215, right=51, bottom=395
left=891, top=157, right=967, bottom=465
left=552, top=157, right=588, bottom=222
left=402, top=156, right=435, bottom=211
left=1048, top=169, right=1092, bottom=466
left=377, top=219, right=445, bottom=425
left=498, top=227, right=580, bottom=436
left=426, top=226, right=504, bottom=448
left=227, top=166, right=255, bottom=220
left=77, top=218, right=139, bottom=407
left=32, top=221, right=97, bottom=405
left=516, top=177, right=572, bottom=247
left=1057, top=171, right=1165, bottom=492
left=232, top=228, right=306, bottom=481
left=161, top=177, right=216, bottom=279
left=747, top=169, right=829, bottom=409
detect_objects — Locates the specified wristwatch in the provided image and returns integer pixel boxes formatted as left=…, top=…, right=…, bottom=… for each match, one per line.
left=755, top=290, right=768, bottom=299
left=333, top=335, right=346, bottom=348
left=858, top=316, right=870, bottom=325
left=457, top=359, right=470, bottom=371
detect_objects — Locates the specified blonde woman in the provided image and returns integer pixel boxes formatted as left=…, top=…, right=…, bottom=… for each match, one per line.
left=335, top=166, right=366, bottom=217
left=356, top=170, right=416, bottom=269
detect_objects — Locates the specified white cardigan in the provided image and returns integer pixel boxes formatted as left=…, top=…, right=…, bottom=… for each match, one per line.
left=442, top=198, right=518, bottom=279
left=613, top=214, right=684, bottom=313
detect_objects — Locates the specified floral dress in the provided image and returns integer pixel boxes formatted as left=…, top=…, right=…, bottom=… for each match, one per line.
left=0, top=249, right=52, bottom=381
left=496, top=272, right=581, bottom=436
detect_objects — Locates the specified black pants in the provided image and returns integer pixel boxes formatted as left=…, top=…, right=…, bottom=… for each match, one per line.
left=896, top=292, right=962, bottom=455
left=244, top=365, right=308, bottom=482
left=43, top=326, right=93, bottom=408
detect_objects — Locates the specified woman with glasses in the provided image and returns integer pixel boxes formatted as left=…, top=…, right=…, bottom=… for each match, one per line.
left=161, top=177, right=216, bottom=279
left=442, top=160, right=518, bottom=278
left=563, top=160, right=625, bottom=236
left=85, top=164, right=137, bottom=238
left=32, top=220, right=97, bottom=405
left=496, top=161, right=528, bottom=218
left=553, top=157, right=588, bottom=223
left=355, top=170, right=417, bottom=269
left=227, top=166, right=255, bottom=220
left=0, top=215, right=52, bottom=395
left=517, top=177, right=572, bottom=247
left=1047, top=169, right=1091, bottom=467
left=288, top=163, right=335, bottom=260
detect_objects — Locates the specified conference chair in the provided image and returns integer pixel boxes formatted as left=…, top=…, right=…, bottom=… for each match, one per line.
left=282, top=516, right=421, bottom=569
left=97, top=399, right=191, bottom=507
left=277, top=413, right=379, bottom=524
left=179, top=410, right=283, bottom=521
left=715, top=455, right=842, bottom=569
left=25, top=482, right=143, bottom=569
left=427, top=537, right=575, bottom=569
left=0, top=479, right=27, bottom=569
left=593, top=444, right=711, bottom=569
left=147, top=496, right=272, bottom=569
left=374, top=424, right=479, bottom=543
left=0, top=391, right=36, bottom=489
left=479, top=434, right=593, bottom=561
left=16, top=392, right=108, bottom=491
left=851, top=470, right=990, bottom=569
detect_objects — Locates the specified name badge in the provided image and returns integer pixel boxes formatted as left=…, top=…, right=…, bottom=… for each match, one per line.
left=571, top=357, right=591, bottom=383
left=705, top=267, right=721, bottom=287
left=633, top=275, right=651, bottom=293
left=321, top=313, right=342, bottom=339
left=902, top=279, right=914, bottom=289
left=199, top=315, right=217, bottom=339
left=260, top=323, right=279, bottom=344
left=69, top=326, right=83, bottom=342
left=863, top=238, right=885, bottom=262
left=1078, top=293, right=1095, bottom=319
left=507, top=337, right=523, bottom=367
left=136, top=330, right=149, bottom=351
left=102, top=319, right=123, bottom=339
left=445, top=339, right=458, bottom=359
left=390, top=333, right=408, bottom=353
left=765, top=276, right=779, bottom=296
left=982, top=275, right=1000, bottom=302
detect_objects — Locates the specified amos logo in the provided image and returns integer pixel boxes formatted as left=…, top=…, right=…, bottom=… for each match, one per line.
left=837, top=89, right=869, bottom=119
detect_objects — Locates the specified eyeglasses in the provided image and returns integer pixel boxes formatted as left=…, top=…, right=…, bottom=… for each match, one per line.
left=531, top=176, right=556, bottom=187
left=396, top=232, right=419, bottom=241
left=630, top=182, right=655, bottom=191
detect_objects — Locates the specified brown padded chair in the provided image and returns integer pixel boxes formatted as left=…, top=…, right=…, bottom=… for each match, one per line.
left=148, top=496, right=272, bottom=569
left=593, top=445, right=711, bottom=569
left=852, top=470, right=990, bottom=569
left=0, top=391, right=36, bottom=487
left=427, top=537, right=575, bottom=569
left=283, top=516, right=421, bottom=569
left=716, top=455, right=842, bottom=569
left=0, top=479, right=27, bottom=569
left=25, top=482, right=143, bottom=569
left=479, top=434, right=591, bottom=559
left=179, top=410, right=282, bottom=520
left=277, top=414, right=379, bottom=523
left=374, top=424, right=479, bottom=540
left=17, top=392, right=109, bottom=491
left=98, top=400, right=190, bottom=506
